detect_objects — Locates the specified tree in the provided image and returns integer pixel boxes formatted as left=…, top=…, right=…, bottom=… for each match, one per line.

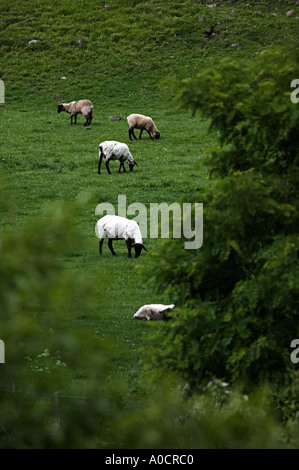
left=142, top=48, right=299, bottom=416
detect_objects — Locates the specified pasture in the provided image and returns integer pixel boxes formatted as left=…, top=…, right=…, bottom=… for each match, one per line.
left=0, top=101, right=210, bottom=386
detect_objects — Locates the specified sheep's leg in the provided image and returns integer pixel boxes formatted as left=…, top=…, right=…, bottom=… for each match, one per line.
left=108, top=238, right=116, bottom=256
left=99, top=239, right=104, bottom=255
left=146, top=130, right=154, bottom=140
left=139, top=129, right=143, bottom=139
left=74, top=114, right=77, bottom=124
left=70, top=115, right=73, bottom=125
left=105, top=160, right=112, bottom=175
left=129, top=128, right=137, bottom=141
left=84, top=114, right=92, bottom=126
left=125, top=240, right=133, bottom=258
left=98, top=152, right=104, bottom=175
left=118, top=161, right=126, bottom=173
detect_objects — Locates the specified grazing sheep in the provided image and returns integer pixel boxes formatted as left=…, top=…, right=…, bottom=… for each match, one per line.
left=98, top=140, right=138, bottom=175
left=134, top=304, right=175, bottom=321
left=95, top=214, right=148, bottom=258
left=127, top=113, right=160, bottom=141
left=57, top=99, right=93, bottom=126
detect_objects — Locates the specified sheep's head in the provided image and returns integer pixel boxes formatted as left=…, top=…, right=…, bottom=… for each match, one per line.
left=154, top=131, right=160, bottom=140
left=129, top=160, right=138, bottom=172
left=133, top=243, right=148, bottom=258
left=57, top=104, right=64, bottom=113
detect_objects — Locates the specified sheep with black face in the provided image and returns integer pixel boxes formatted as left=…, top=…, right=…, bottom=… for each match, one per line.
left=95, top=215, right=147, bottom=258
left=57, top=99, right=93, bottom=126
left=98, top=141, right=138, bottom=175
left=127, top=113, right=160, bottom=141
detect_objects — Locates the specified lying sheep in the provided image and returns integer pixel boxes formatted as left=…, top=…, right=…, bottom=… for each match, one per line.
left=134, top=304, right=175, bottom=321
left=95, top=214, right=148, bottom=258
left=127, top=113, right=160, bottom=141
left=57, top=99, right=93, bottom=126
left=98, top=140, right=138, bottom=175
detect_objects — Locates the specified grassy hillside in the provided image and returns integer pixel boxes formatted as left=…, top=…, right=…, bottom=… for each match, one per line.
left=1, top=0, right=298, bottom=107
left=0, top=0, right=299, bottom=447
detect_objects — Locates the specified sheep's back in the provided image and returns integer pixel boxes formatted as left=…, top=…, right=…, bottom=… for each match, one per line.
left=134, top=304, right=175, bottom=320
left=95, top=215, right=140, bottom=241
left=100, top=141, right=130, bottom=161
left=127, top=113, right=152, bottom=129
left=76, top=99, right=93, bottom=115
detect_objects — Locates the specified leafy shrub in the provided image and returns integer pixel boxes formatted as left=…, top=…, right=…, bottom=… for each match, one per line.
left=0, top=191, right=115, bottom=448
left=142, top=48, right=299, bottom=417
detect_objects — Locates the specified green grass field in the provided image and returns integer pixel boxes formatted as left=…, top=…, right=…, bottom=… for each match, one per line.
left=1, top=0, right=299, bottom=439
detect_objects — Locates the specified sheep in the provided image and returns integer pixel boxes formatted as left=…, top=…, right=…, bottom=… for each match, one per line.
left=95, top=214, right=148, bottom=258
left=127, top=113, right=160, bottom=141
left=57, top=99, right=93, bottom=126
left=98, top=140, right=138, bottom=175
left=134, top=304, right=175, bottom=321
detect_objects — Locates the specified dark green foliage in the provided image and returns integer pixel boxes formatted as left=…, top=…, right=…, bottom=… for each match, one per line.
left=173, top=48, right=299, bottom=177
left=143, top=48, right=299, bottom=414
left=0, top=193, right=116, bottom=448
left=103, top=378, right=292, bottom=449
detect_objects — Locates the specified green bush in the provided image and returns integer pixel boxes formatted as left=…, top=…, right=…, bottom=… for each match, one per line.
left=104, top=377, right=294, bottom=449
left=142, top=48, right=299, bottom=417
left=0, top=190, right=115, bottom=448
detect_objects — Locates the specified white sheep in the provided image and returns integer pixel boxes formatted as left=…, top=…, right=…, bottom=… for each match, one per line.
left=127, top=113, right=160, bottom=141
left=98, top=140, right=138, bottom=175
left=95, top=214, right=148, bottom=258
left=58, top=99, right=93, bottom=126
left=134, top=304, right=175, bottom=321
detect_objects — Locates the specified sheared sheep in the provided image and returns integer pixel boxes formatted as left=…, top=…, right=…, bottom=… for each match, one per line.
left=95, top=214, right=148, bottom=258
left=98, top=140, right=138, bottom=175
left=127, top=113, right=160, bottom=141
left=134, top=304, right=175, bottom=321
left=57, top=99, right=93, bottom=126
